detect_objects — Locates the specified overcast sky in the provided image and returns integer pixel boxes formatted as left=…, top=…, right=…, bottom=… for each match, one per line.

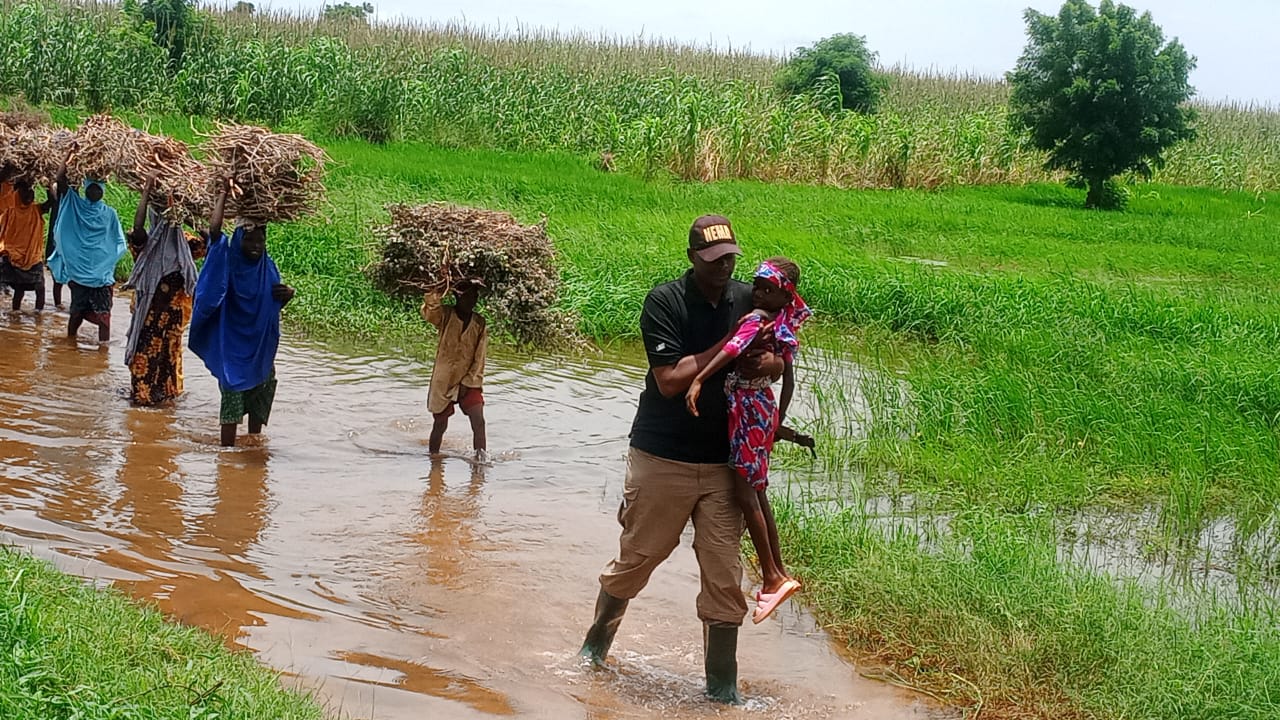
left=269, top=1, right=1278, bottom=105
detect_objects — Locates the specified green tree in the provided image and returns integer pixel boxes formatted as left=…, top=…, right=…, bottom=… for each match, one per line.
left=775, top=33, right=886, bottom=114
left=1008, top=0, right=1197, bottom=209
left=140, top=0, right=196, bottom=69
left=323, top=2, right=374, bottom=23
left=233, top=1, right=255, bottom=14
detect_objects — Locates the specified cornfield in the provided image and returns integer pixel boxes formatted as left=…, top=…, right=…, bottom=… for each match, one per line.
left=0, top=0, right=1275, bottom=191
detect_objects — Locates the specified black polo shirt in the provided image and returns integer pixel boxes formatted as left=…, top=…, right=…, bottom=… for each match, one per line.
left=630, top=271, right=753, bottom=464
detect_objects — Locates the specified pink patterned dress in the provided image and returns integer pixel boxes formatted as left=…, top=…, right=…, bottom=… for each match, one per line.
left=722, top=312, right=793, bottom=491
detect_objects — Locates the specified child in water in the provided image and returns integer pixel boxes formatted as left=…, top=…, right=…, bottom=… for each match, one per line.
left=421, top=278, right=488, bottom=458
left=48, top=155, right=128, bottom=342
left=189, top=182, right=295, bottom=447
left=0, top=180, right=56, bottom=311
left=686, top=257, right=811, bottom=623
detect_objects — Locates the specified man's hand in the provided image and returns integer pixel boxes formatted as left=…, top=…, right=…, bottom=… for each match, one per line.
left=685, top=379, right=704, bottom=417
left=272, top=284, right=296, bottom=305
left=737, top=348, right=783, bottom=381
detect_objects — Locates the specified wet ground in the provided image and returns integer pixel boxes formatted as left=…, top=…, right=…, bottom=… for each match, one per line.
left=0, top=299, right=949, bottom=719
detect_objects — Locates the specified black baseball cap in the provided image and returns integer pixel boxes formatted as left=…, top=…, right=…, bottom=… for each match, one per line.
left=688, top=214, right=742, bottom=262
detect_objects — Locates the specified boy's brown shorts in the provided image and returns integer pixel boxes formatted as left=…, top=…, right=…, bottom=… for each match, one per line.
left=433, top=386, right=484, bottom=419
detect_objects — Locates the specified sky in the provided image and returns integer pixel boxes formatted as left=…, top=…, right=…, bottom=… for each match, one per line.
left=274, top=0, right=1279, bottom=105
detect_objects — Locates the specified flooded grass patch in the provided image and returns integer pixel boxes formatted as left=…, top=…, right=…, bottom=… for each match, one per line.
left=773, top=497, right=1280, bottom=720
left=18, top=109, right=1280, bottom=718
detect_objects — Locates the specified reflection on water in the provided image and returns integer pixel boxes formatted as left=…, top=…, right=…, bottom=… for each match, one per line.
left=0, top=301, right=945, bottom=719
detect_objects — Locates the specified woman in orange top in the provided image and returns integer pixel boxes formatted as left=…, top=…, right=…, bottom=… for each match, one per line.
left=0, top=180, right=56, bottom=311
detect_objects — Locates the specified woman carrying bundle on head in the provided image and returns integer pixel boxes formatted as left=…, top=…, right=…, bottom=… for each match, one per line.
left=0, top=180, right=56, bottom=311
left=189, top=181, right=295, bottom=447
left=46, top=152, right=127, bottom=342
left=122, top=173, right=207, bottom=406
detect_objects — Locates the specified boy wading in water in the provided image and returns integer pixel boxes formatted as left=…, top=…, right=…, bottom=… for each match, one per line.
left=189, top=183, right=295, bottom=447
left=686, top=257, right=812, bottom=623
left=421, top=278, right=488, bottom=457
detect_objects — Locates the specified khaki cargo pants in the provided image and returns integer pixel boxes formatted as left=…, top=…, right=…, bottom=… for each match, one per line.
left=599, top=447, right=748, bottom=626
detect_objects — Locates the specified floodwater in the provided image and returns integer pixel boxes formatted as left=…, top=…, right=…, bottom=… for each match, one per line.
left=0, top=299, right=949, bottom=720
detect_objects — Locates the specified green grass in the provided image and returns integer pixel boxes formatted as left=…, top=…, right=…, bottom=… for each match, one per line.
left=0, top=547, right=326, bottom=719
left=20, top=106, right=1280, bottom=718
left=774, top=501, right=1280, bottom=719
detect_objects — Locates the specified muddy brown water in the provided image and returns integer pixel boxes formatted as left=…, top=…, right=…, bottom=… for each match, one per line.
left=0, top=300, right=949, bottom=720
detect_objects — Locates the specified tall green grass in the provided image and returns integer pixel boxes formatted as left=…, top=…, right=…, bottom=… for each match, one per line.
left=0, top=0, right=1277, bottom=190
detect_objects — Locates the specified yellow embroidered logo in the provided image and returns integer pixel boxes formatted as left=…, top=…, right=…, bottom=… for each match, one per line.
left=701, top=225, right=733, bottom=243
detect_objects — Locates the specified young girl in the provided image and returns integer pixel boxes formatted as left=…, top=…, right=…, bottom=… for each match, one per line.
left=686, top=257, right=811, bottom=623
left=189, top=183, right=295, bottom=446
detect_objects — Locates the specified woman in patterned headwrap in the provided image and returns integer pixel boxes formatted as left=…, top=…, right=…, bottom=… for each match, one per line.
left=684, top=256, right=812, bottom=624
left=122, top=174, right=206, bottom=406
left=47, top=158, right=127, bottom=342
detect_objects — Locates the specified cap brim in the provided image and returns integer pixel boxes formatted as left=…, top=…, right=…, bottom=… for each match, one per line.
left=695, top=243, right=742, bottom=262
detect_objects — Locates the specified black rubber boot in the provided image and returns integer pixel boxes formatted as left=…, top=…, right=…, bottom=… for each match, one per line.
left=579, top=588, right=629, bottom=667
left=704, top=622, right=742, bottom=704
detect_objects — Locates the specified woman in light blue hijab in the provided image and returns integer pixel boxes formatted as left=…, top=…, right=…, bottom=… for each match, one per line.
left=47, top=158, right=127, bottom=343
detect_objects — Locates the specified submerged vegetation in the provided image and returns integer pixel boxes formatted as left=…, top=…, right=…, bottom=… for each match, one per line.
left=0, top=0, right=1276, bottom=191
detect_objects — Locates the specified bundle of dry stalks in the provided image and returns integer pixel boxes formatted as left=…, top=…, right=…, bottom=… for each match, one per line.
left=116, top=126, right=211, bottom=224
left=0, top=108, right=51, bottom=130
left=0, top=125, right=73, bottom=186
left=69, top=114, right=132, bottom=185
left=369, top=202, right=577, bottom=346
left=203, top=123, right=327, bottom=222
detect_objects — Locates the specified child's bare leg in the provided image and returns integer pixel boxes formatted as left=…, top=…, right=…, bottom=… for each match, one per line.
left=735, top=479, right=788, bottom=594
left=248, top=417, right=264, bottom=434
left=11, top=289, right=23, bottom=311
left=53, top=283, right=63, bottom=307
left=97, top=317, right=109, bottom=343
left=429, top=415, right=448, bottom=454
left=757, top=489, right=790, bottom=581
left=220, top=423, right=237, bottom=447
left=67, top=313, right=83, bottom=337
left=464, top=404, right=487, bottom=452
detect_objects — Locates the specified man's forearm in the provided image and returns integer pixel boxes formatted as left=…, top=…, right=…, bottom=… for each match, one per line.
left=654, top=344, right=724, bottom=398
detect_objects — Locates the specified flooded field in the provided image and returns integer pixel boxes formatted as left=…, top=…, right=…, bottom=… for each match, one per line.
left=0, top=301, right=948, bottom=720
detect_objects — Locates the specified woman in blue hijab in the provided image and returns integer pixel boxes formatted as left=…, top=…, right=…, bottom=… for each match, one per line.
left=189, top=182, right=296, bottom=447
left=47, top=158, right=127, bottom=343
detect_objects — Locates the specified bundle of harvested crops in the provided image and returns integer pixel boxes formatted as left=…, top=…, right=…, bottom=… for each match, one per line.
left=113, top=126, right=212, bottom=224
left=369, top=203, right=578, bottom=347
left=69, top=114, right=132, bottom=184
left=202, top=123, right=327, bottom=222
left=0, top=108, right=51, bottom=130
left=2, top=125, right=73, bottom=186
